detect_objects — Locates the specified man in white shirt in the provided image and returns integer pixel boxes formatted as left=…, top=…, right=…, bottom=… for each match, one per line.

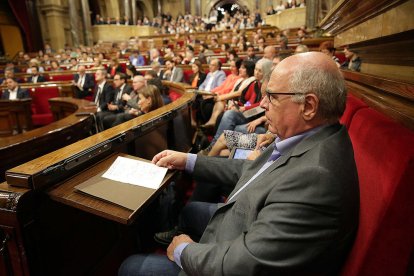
left=1, top=78, right=30, bottom=100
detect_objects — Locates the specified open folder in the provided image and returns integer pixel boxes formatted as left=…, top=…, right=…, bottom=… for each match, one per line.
left=75, top=156, right=168, bottom=211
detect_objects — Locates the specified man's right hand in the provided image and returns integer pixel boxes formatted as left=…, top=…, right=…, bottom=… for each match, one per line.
left=152, top=150, right=188, bottom=170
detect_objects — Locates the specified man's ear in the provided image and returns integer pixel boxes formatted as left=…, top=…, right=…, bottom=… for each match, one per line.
left=301, top=93, right=319, bottom=121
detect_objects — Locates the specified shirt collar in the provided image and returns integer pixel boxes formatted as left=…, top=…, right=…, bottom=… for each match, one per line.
left=99, top=81, right=106, bottom=89
left=274, top=125, right=326, bottom=156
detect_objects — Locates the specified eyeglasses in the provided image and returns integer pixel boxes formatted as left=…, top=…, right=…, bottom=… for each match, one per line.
left=265, top=89, right=300, bottom=104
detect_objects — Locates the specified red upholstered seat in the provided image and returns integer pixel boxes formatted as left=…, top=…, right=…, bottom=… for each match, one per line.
left=340, top=94, right=368, bottom=129
left=341, top=108, right=414, bottom=276
left=183, top=70, right=193, bottom=83
left=30, top=87, right=60, bottom=126
left=168, top=88, right=182, bottom=102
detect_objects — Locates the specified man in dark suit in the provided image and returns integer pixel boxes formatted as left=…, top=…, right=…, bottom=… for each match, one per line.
left=93, top=68, right=115, bottom=131
left=27, top=66, right=46, bottom=83
left=72, top=65, right=95, bottom=98
left=1, top=78, right=30, bottom=99
left=119, top=52, right=360, bottom=275
left=107, top=72, right=132, bottom=113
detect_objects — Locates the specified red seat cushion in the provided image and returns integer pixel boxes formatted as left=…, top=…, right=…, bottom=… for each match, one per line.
left=30, top=87, right=60, bottom=126
left=183, top=70, right=193, bottom=83
left=342, top=108, right=414, bottom=276
left=168, top=88, right=182, bottom=102
left=340, top=94, right=368, bottom=129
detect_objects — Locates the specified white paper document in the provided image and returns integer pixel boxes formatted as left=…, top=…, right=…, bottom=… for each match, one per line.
left=102, top=156, right=168, bottom=189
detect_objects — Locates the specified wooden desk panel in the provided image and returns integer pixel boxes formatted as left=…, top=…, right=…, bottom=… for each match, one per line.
left=48, top=153, right=176, bottom=225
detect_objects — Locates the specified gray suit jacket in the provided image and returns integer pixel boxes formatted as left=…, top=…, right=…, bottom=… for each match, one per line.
left=198, top=70, right=226, bottom=91
left=164, top=66, right=184, bottom=83
left=181, top=124, right=359, bottom=275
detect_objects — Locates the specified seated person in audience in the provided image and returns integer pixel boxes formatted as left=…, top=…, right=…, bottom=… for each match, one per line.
left=182, top=50, right=196, bottom=65
left=163, top=60, right=184, bottom=83
left=198, top=43, right=214, bottom=64
left=203, top=59, right=273, bottom=153
left=69, top=57, right=79, bottom=70
left=119, top=52, right=359, bottom=276
left=151, top=61, right=164, bottom=79
left=126, top=64, right=140, bottom=79
left=72, top=65, right=95, bottom=98
left=1, top=78, right=30, bottom=100
left=341, top=47, right=362, bottom=72
left=0, top=67, right=17, bottom=85
left=106, top=72, right=133, bottom=114
left=108, top=57, right=124, bottom=79
left=102, top=75, right=146, bottom=129
left=200, top=59, right=249, bottom=128
left=106, top=84, right=163, bottom=129
left=5, top=61, right=20, bottom=73
left=79, top=52, right=93, bottom=63
left=92, top=68, right=115, bottom=130
left=50, top=60, right=63, bottom=71
left=149, top=49, right=164, bottom=65
left=27, top=66, right=46, bottom=83
left=246, top=45, right=260, bottom=63
left=207, top=118, right=272, bottom=157
left=192, top=58, right=226, bottom=124
left=295, top=44, right=309, bottom=54
left=144, top=70, right=168, bottom=104
left=297, top=29, right=307, bottom=42
left=263, top=45, right=276, bottom=60
left=42, top=54, right=52, bottom=65
left=26, top=59, right=45, bottom=73
left=188, top=60, right=206, bottom=88
left=319, top=41, right=341, bottom=68
left=163, top=47, right=175, bottom=60
left=129, top=50, right=145, bottom=67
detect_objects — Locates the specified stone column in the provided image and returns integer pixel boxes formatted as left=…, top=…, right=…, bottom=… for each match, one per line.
left=306, top=0, right=320, bottom=29
left=132, top=0, right=137, bottom=25
left=157, top=0, right=162, bottom=16
left=124, top=0, right=131, bottom=19
left=195, top=0, right=201, bottom=16
left=68, top=0, right=80, bottom=46
left=39, top=3, right=67, bottom=50
left=80, top=0, right=93, bottom=46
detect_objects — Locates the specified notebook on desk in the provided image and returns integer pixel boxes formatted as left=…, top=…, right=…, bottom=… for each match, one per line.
left=74, top=155, right=168, bottom=211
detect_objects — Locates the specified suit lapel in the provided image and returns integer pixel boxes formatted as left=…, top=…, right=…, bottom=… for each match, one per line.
left=223, top=124, right=342, bottom=205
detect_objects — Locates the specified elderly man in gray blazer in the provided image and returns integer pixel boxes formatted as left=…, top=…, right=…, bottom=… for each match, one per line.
left=119, top=52, right=360, bottom=276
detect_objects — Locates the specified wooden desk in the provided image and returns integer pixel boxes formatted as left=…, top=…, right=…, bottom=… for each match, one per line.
left=48, top=153, right=177, bottom=225
left=0, top=83, right=193, bottom=275
left=0, top=99, right=32, bottom=136
left=0, top=97, right=94, bottom=182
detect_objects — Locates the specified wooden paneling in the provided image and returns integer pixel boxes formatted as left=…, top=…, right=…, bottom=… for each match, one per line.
left=342, top=70, right=414, bottom=131
left=319, top=0, right=408, bottom=35
left=0, top=98, right=93, bottom=182
left=339, top=29, right=414, bottom=67
left=0, top=99, right=32, bottom=137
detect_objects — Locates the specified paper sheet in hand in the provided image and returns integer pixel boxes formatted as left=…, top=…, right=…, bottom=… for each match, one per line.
left=102, top=156, right=168, bottom=189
